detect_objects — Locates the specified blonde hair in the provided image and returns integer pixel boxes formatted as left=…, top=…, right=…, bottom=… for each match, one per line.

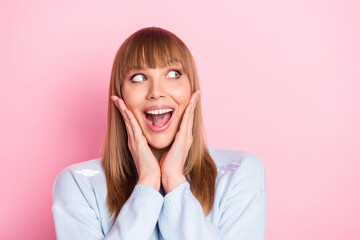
left=100, top=27, right=217, bottom=224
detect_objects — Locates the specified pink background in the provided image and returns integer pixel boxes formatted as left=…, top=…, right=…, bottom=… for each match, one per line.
left=1, top=0, right=359, bottom=239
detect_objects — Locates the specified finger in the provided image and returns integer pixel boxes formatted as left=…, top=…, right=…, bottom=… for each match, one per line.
left=115, top=97, right=145, bottom=143
left=124, top=107, right=144, bottom=139
left=179, top=90, right=199, bottom=134
left=111, top=96, right=134, bottom=140
left=118, top=99, right=137, bottom=143
left=187, top=91, right=200, bottom=137
left=112, top=96, right=129, bottom=124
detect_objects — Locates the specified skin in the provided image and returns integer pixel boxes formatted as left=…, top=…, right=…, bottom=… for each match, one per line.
left=111, top=62, right=200, bottom=194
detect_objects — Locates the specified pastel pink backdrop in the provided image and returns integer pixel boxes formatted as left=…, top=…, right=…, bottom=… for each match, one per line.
left=1, top=0, right=359, bottom=239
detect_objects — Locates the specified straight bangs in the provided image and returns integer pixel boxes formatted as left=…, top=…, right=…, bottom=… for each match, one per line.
left=117, top=27, right=194, bottom=88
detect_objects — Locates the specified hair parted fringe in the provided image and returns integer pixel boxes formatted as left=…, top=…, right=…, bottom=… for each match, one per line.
left=100, top=26, right=217, bottom=225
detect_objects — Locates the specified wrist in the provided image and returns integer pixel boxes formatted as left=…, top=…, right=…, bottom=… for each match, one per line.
left=161, top=173, right=187, bottom=194
left=137, top=176, right=161, bottom=191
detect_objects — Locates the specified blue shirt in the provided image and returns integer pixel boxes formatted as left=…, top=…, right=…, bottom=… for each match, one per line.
left=52, top=146, right=267, bottom=239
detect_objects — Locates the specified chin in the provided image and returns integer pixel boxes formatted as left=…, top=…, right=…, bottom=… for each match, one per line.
left=147, top=136, right=174, bottom=150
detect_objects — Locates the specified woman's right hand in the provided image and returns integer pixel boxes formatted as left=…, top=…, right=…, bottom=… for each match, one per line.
left=111, top=96, right=161, bottom=191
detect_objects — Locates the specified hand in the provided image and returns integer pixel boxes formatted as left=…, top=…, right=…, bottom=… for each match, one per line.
left=111, top=96, right=161, bottom=191
left=159, top=90, right=200, bottom=194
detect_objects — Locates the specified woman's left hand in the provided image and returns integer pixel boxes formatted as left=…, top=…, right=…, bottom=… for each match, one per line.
left=160, top=90, right=200, bottom=194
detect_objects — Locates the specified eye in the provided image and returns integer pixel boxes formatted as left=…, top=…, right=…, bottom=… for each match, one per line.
left=167, top=70, right=182, bottom=79
left=130, top=74, right=147, bottom=82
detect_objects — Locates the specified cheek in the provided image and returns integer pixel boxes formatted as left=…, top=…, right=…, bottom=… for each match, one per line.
left=121, top=86, right=143, bottom=111
left=171, top=80, right=191, bottom=105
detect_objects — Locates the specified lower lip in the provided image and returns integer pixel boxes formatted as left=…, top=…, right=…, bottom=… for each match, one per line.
left=143, top=112, right=173, bottom=132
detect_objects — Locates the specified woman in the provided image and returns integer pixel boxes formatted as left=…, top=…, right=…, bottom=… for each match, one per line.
left=52, top=27, right=267, bottom=240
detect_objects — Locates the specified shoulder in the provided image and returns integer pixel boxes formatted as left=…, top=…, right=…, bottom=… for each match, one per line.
left=52, top=158, right=105, bottom=206
left=207, top=146, right=266, bottom=192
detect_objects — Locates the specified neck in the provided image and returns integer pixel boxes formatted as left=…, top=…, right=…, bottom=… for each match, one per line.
left=149, top=144, right=171, bottom=162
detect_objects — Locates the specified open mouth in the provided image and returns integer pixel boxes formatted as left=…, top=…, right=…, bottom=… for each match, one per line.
left=144, top=110, right=173, bottom=128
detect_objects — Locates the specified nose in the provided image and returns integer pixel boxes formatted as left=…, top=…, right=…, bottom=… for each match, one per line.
left=146, top=77, right=166, bottom=100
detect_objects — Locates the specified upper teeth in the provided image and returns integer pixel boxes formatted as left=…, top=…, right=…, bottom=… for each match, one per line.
left=145, top=109, right=173, bottom=115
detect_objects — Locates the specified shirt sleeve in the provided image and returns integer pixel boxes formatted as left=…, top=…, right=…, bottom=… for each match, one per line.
left=52, top=168, right=164, bottom=240
left=157, top=155, right=267, bottom=240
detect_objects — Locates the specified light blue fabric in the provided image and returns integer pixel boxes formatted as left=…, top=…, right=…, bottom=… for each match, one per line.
left=52, top=146, right=267, bottom=239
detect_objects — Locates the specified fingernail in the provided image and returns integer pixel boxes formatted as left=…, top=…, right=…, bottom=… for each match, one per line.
left=111, top=96, right=116, bottom=102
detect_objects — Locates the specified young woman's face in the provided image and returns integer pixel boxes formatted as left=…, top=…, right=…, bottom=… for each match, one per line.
left=121, top=61, right=191, bottom=150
